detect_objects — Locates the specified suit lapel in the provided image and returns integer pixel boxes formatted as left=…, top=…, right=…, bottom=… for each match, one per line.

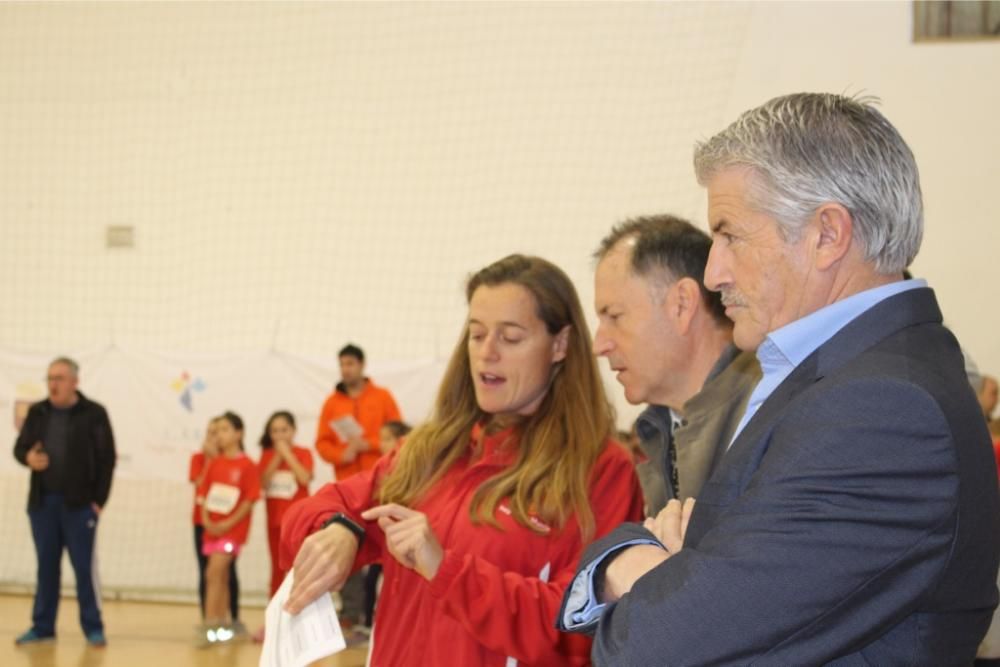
left=709, top=287, right=944, bottom=489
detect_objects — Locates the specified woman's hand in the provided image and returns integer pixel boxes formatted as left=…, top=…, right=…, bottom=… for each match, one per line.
left=284, top=523, right=359, bottom=614
left=362, top=504, right=443, bottom=581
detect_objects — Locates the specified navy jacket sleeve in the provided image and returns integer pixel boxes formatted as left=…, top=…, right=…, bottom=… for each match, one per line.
left=557, top=523, right=662, bottom=634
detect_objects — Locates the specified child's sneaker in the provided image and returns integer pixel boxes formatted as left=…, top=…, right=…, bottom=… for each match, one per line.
left=196, top=623, right=236, bottom=648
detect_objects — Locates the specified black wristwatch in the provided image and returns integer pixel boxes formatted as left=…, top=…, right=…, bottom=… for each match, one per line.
left=320, top=512, right=365, bottom=547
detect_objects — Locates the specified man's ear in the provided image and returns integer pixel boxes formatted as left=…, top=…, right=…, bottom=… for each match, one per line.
left=812, top=203, right=854, bottom=271
left=671, top=277, right=701, bottom=335
left=552, top=325, right=570, bottom=363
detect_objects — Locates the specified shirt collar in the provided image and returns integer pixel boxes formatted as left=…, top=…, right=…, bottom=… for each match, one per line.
left=668, top=409, right=684, bottom=434
left=763, top=278, right=926, bottom=369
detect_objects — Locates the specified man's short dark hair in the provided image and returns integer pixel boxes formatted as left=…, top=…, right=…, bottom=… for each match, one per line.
left=595, top=214, right=728, bottom=325
left=339, top=344, right=365, bottom=362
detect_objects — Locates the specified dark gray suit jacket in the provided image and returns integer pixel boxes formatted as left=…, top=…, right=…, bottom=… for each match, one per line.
left=568, top=288, right=1000, bottom=666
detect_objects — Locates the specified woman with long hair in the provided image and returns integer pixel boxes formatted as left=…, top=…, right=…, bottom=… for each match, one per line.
left=280, top=254, right=643, bottom=666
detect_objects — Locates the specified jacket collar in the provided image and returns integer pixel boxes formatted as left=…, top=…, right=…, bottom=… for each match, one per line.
left=636, top=404, right=673, bottom=443
left=470, top=421, right=520, bottom=465
left=38, top=390, right=89, bottom=414
left=636, top=344, right=753, bottom=443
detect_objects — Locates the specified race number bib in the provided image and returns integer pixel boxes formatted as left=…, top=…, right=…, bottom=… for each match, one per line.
left=204, top=483, right=240, bottom=514
left=266, top=470, right=297, bottom=500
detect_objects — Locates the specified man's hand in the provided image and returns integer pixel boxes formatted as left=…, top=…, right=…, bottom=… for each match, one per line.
left=643, top=497, right=696, bottom=554
left=26, top=442, right=49, bottom=471
left=285, top=523, right=359, bottom=615
left=362, top=504, right=443, bottom=581
left=91, top=502, right=101, bottom=516
left=600, top=498, right=696, bottom=604
left=348, top=434, right=369, bottom=453
left=340, top=435, right=369, bottom=464
left=602, top=545, right=669, bottom=603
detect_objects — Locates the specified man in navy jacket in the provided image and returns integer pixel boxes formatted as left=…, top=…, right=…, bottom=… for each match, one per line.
left=559, top=93, right=1000, bottom=665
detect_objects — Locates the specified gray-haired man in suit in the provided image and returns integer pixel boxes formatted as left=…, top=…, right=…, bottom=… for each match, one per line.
left=559, top=93, right=1000, bottom=665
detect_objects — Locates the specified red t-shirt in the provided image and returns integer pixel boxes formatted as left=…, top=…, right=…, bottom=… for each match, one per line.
left=197, top=453, right=261, bottom=545
left=258, top=445, right=313, bottom=527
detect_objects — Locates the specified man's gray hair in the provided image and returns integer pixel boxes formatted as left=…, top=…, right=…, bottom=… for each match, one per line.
left=693, top=93, right=922, bottom=274
left=50, top=356, right=79, bottom=377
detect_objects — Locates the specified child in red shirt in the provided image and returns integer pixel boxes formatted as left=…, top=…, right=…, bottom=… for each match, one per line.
left=197, top=411, right=260, bottom=644
left=257, top=411, right=314, bottom=596
left=189, top=416, right=238, bottom=623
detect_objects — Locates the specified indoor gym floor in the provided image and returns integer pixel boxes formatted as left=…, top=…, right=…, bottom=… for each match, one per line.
left=0, top=594, right=368, bottom=667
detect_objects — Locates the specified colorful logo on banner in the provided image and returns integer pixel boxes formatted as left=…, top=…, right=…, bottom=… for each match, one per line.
left=171, top=371, right=206, bottom=412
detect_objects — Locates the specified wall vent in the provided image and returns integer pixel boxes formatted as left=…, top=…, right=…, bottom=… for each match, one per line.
left=106, top=225, right=135, bottom=249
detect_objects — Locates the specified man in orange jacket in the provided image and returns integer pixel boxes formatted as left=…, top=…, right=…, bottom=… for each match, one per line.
left=316, top=344, right=402, bottom=481
left=315, top=343, right=402, bottom=635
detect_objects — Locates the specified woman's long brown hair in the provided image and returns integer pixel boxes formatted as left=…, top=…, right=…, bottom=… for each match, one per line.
left=378, top=254, right=614, bottom=540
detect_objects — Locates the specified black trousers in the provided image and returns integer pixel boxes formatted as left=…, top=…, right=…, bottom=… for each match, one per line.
left=363, top=564, right=382, bottom=626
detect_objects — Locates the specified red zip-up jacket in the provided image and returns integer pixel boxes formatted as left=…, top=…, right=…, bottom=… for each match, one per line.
left=280, top=426, right=644, bottom=666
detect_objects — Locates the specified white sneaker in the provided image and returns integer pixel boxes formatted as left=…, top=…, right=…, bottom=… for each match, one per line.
left=196, top=624, right=236, bottom=648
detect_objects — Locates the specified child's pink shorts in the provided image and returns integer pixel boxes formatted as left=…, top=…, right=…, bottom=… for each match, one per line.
left=202, top=537, right=242, bottom=557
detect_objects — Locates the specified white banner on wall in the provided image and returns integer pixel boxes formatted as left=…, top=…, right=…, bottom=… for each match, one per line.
left=0, top=347, right=446, bottom=484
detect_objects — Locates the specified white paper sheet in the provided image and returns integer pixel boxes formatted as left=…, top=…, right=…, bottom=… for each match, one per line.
left=259, top=570, right=346, bottom=667
left=329, top=415, right=364, bottom=441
